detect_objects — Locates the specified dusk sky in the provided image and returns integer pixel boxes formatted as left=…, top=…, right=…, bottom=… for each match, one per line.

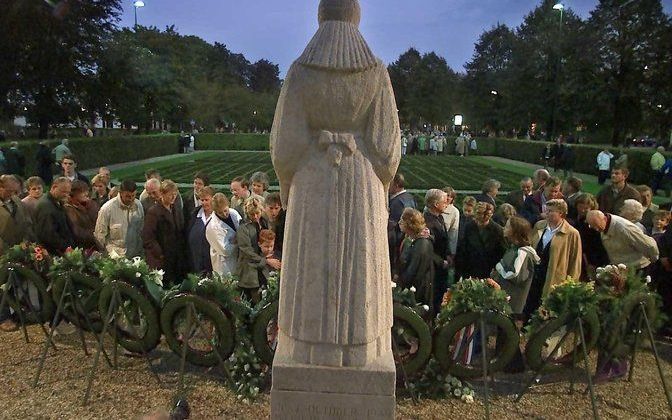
left=118, top=0, right=672, bottom=75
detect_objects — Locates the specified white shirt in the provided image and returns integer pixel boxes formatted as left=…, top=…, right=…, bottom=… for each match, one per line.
left=597, top=151, right=614, bottom=171
left=197, top=207, right=213, bottom=226
left=541, top=222, right=562, bottom=248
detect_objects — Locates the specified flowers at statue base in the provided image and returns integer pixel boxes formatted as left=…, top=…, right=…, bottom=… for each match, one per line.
left=438, top=277, right=512, bottom=325
left=0, top=242, right=51, bottom=273
left=408, top=358, right=476, bottom=402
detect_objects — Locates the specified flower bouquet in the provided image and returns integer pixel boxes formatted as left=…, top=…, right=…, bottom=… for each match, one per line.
left=594, top=264, right=659, bottom=358
left=0, top=242, right=55, bottom=323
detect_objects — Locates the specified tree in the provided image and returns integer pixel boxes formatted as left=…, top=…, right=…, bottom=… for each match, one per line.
left=249, top=59, right=281, bottom=93
left=464, top=24, right=516, bottom=134
left=507, top=0, right=584, bottom=139
left=388, top=48, right=460, bottom=128
left=587, top=0, right=670, bottom=146
left=1, top=0, right=121, bottom=138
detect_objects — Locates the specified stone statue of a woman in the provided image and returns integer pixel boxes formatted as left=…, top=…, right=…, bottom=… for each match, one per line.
left=271, top=0, right=401, bottom=369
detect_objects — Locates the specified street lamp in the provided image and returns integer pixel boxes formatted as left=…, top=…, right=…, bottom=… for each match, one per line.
left=553, top=3, right=564, bottom=26
left=133, top=0, right=145, bottom=28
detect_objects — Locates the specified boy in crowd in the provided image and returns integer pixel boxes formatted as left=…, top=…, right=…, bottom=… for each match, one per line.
left=264, top=192, right=285, bottom=255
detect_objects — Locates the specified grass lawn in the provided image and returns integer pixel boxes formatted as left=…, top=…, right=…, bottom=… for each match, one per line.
left=104, top=150, right=670, bottom=205
left=108, top=151, right=525, bottom=192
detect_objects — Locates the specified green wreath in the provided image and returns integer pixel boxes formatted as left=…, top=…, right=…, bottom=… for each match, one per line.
left=434, top=311, right=519, bottom=378
left=98, top=280, right=161, bottom=354
left=606, top=292, right=657, bottom=358
left=0, top=263, right=54, bottom=324
left=392, top=303, right=432, bottom=375
left=50, top=271, right=103, bottom=333
left=251, top=300, right=278, bottom=366
left=161, top=293, right=236, bottom=367
left=525, top=310, right=600, bottom=372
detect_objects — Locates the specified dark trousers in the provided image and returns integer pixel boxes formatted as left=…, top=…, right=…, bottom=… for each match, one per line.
left=432, top=267, right=448, bottom=317
left=598, top=170, right=610, bottom=185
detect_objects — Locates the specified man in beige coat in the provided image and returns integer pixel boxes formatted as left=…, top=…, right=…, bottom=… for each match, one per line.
left=530, top=199, right=582, bottom=303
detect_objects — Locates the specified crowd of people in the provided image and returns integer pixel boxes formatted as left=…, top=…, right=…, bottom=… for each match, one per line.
left=1, top=136, right=671, bottom=382
left=0, top=147, right=285, bottom=331
left=389, top=164, right=671, bottom=378
left=401, top=131, right=477, bottom=157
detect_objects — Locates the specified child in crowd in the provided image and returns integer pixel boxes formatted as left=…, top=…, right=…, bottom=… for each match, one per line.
left=651, top=210, right=672, bottom=335
left=258, top=229, right=282, bottom=279
left=237, top=198, right=279, bottom=303
left=652, top=210, right=670, bottom=239
left=264, top=192, right=285, bottom=255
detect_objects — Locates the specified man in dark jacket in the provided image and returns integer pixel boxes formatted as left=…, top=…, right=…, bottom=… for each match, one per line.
left=388, top=173, right=416, bottom=272
left=423, top=189, right=450, bottom=313
left=35, top=141, right=53, bottom=185
left=4, top=142, right=26, bottom=177
left=60, top=155, right=90, bottom=185
left=34, top=177, right=75, bottom=255
left=505, top=177, right=534, bottom=214
left=0, top=175, right=33, bottom=253
left=456, top=202, right=506, bottom=280
left=595, top=167, right=641, bottom=214
left=182, top=171, right=210, bottom=223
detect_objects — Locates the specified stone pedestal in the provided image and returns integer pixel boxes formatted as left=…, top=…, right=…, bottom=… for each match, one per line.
left=271, top=349, right=396, bottom=419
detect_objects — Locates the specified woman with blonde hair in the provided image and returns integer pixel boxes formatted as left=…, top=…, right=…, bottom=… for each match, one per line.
left=398, top=208, right=436, bottom=313
left=236, top=197, right=278, bottom=302
left=90, top=174, right=110, bottom=208
left=206, top=193, right=242, bottom=276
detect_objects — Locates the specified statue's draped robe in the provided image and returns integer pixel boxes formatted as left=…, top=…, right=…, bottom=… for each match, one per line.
left=271, top=59, right=400, bottom=364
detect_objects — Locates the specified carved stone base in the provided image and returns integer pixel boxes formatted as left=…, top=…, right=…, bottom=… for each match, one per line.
left=271, top=345, right=396, bottom=419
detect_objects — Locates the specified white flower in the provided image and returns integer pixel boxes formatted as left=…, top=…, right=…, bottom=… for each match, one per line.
left=463, top=394, right=474, bottom=404
left=618, top=264, right=627, bottom=271
left=132, top=256, right=143, bottom=267
left=109, top=249, right=121, bottom=260
left=135, top=272, right=142, bottom=278
left=391, top=282, right=397, bottom=288
left=645, top=275, right=652, bottom=284
left=410, top=286, right=417, bottom=293
left=422, top=304, right=430, bottom=311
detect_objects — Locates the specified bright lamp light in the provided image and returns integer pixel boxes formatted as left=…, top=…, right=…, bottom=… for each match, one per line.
left=553, top=3, right=564, bottom=10
left=134, top=1, right=145, bottom=7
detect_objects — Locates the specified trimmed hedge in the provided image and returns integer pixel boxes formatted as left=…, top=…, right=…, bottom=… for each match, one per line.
left=477, top=138, right=671, bottom=185
left=1, top=134, right=179, bottom=176
left=195, top=133, right=270, bottom=151
left=7, top=132, right=666, bottom=187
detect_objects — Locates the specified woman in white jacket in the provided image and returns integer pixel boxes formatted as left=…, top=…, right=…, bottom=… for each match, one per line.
left=206, top=193, right=242, bottom=276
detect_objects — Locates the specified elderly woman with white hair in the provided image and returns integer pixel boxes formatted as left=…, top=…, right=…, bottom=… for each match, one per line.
left=619, top=198, right=647, bottom=233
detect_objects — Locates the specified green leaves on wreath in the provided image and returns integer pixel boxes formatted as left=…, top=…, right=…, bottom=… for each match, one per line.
left=438, top=277, right=512, bottom=325
left=526, top=276, right=598, bottom=338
